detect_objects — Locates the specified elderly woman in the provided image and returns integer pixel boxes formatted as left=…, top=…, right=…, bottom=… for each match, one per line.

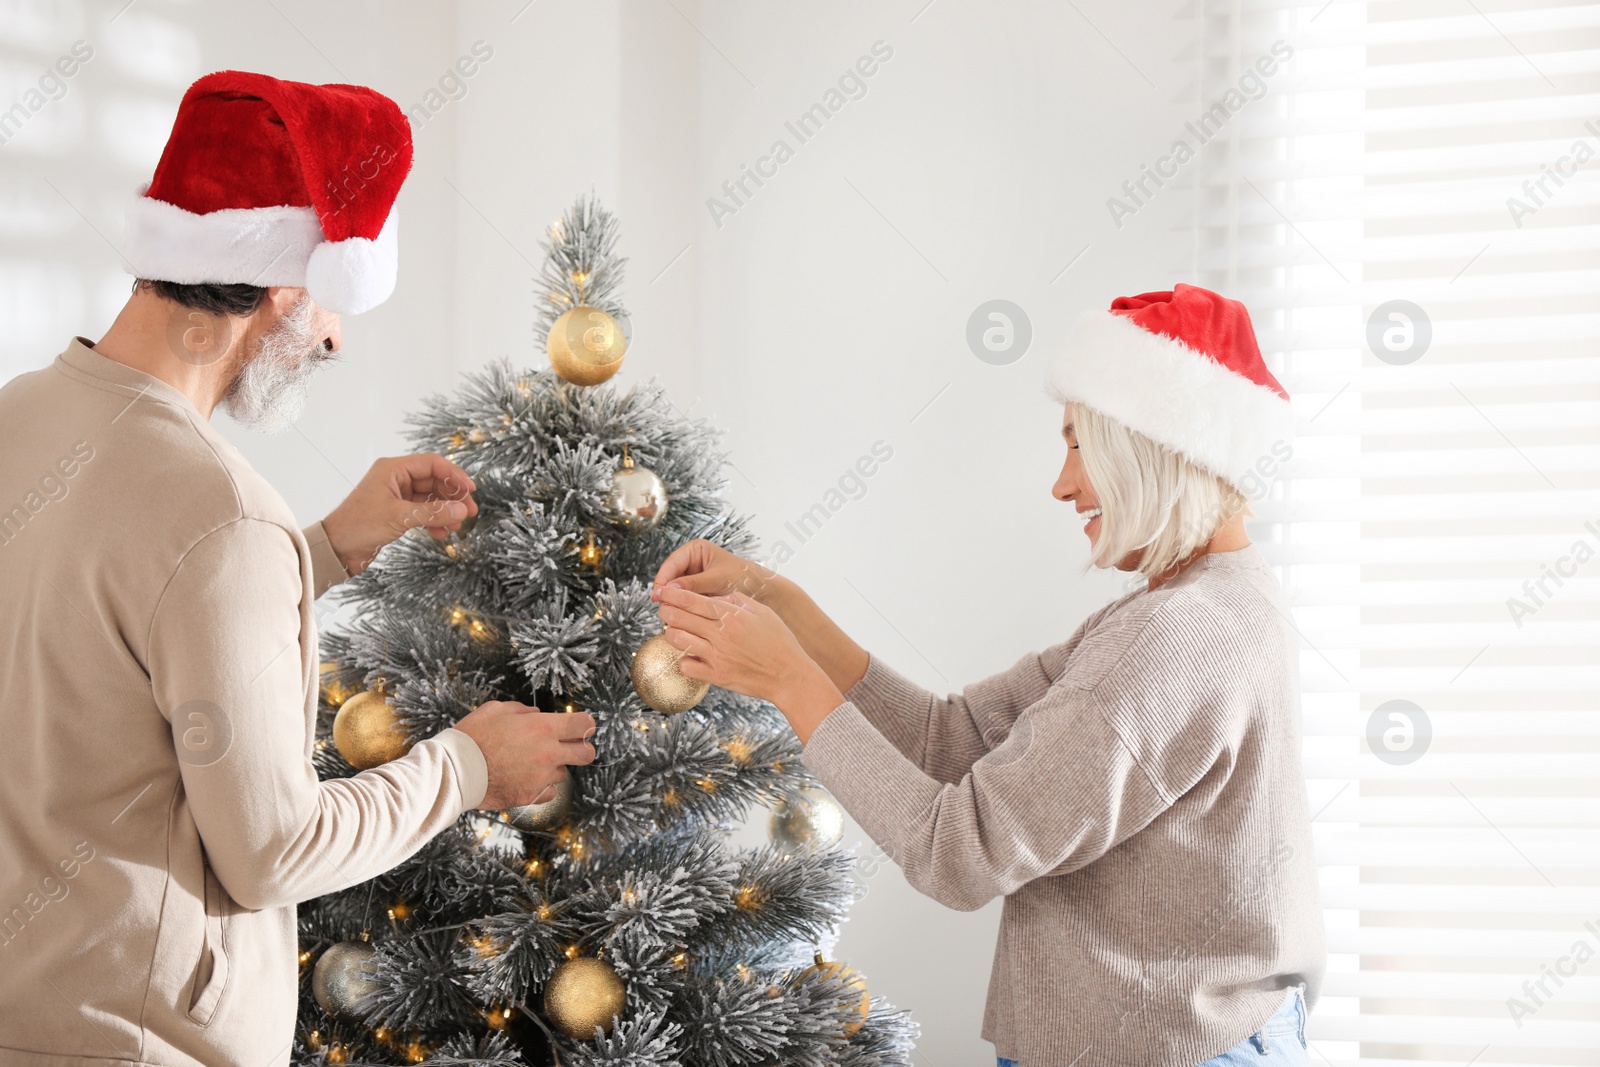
left=650, top=285, right=1326, bottom=1067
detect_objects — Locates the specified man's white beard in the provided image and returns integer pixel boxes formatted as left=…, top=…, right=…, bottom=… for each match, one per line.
left=221, top=295, right=330, bottom=432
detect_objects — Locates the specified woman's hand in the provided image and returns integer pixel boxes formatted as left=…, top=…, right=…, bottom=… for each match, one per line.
left=655, top=586, right=844, bottom=744
left=651, top=539, right=782, bottom=604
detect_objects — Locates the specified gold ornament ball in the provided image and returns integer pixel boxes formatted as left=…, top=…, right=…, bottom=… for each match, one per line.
left=547, top=306, right=627, bottom=386
left=631, top=634, right=709, bottom=715
left=506, top=775, right=575, bottom=832
left=312, top=941, right=383, bottom=1022
left=607, top=456, right=668, bottom=533
left=769, top=786, right=845, bottom=851
left=333, top=690, right=412, bottom=769
left=799, top=952, right=870, bottom=1037
left=543, top=956, right=626, bottom=1039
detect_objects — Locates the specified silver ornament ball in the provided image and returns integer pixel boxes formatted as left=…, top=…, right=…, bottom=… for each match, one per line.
left=311, top=940, right=383, bottom=1021
left=607, top=457, right=668, bottom=533
left=769, top=786, right=845, bottom=851
left=506, top=775, right=575, bottom=832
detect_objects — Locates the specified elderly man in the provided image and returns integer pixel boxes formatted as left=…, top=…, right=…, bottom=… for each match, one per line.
left=0, top=71, right=593, bottom=1066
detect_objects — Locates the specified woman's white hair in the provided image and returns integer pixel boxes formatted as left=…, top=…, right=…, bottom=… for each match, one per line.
left=1068, top=400, right=1250, bottom=584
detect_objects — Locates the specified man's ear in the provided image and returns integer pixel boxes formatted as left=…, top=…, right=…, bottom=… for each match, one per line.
left=260, top=286, right=307, bottom=318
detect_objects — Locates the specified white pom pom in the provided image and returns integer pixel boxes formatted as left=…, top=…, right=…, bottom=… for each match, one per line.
left=305, top=210, right=399, bottom=315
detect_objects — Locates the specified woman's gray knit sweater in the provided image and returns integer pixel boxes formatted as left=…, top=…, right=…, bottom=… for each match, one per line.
left=800, top=543, right=1326, bottom=1067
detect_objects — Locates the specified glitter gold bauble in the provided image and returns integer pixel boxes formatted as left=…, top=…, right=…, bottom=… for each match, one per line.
left=769, top=786, right=845, bottom=851
left=543, top=956, right=626, bottom=1039
left=631, top=634, right=708, bottom=715
left=312, top=941, right=382, bottom=1022
left=798, top=952, right=870, bottom=1036
left=606, top=453, right=668, bottom=533
left=333, top=690, right=412, bottom=769
left=506, top=775, right=574, bottom=832
left=547, top=306, right=627, bottom=386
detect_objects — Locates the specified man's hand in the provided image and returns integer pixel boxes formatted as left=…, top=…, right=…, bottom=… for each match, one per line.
left=321, top=454, right=479, bottom=577
left=452, top=700, right=598, bottom=811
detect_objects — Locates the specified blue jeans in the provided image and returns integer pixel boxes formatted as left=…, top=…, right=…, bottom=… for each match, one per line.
left=995, top=986, right=1307, bottom=1067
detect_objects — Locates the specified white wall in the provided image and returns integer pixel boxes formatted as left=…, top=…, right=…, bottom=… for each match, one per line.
left=677, top=4, right=1198, bottom=1062
left=2, top=1, right=1199, bottom=1061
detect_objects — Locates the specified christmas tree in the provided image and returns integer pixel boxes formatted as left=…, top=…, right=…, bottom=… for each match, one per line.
left=294, top=196, right=919, bottom=1066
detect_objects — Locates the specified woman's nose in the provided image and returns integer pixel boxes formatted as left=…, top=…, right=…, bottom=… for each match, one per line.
left=1052, top=463, right=1076, bottom=503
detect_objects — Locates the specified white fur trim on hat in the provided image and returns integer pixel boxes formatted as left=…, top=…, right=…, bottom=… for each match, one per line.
left=1046, top=310, right=1296, bottom=488
left=122, top=185, right=322, bottom=289
left=304, top=207, right=399, bottom=316
left=121, top=185, right=399, bottom=315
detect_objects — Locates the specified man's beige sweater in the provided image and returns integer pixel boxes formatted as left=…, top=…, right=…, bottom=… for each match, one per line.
left=801, top=542, right=1326, bottom=1067
left=0, top=340, right=488, bottom=1066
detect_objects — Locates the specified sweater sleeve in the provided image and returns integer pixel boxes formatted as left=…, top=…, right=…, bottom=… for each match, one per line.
left=801, top=598, right=1234, bottom=912
left=844, top=595, right=1135, bottom=784
left=148, top=518, right=485, bottom=912
left=301, top=519, right=351, bottom=600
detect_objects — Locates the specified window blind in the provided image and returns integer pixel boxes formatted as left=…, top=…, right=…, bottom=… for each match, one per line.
left=1194, top=0, right=1600, bottom=1061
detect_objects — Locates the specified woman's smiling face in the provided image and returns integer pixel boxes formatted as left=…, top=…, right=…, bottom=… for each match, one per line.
left=1053, top=414, right=1103, bottom=547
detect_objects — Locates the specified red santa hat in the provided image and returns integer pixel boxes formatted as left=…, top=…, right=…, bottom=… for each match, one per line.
left=1048, top=284, right=1295, bottom=490
left=121, top=71, right=413, bottom=315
